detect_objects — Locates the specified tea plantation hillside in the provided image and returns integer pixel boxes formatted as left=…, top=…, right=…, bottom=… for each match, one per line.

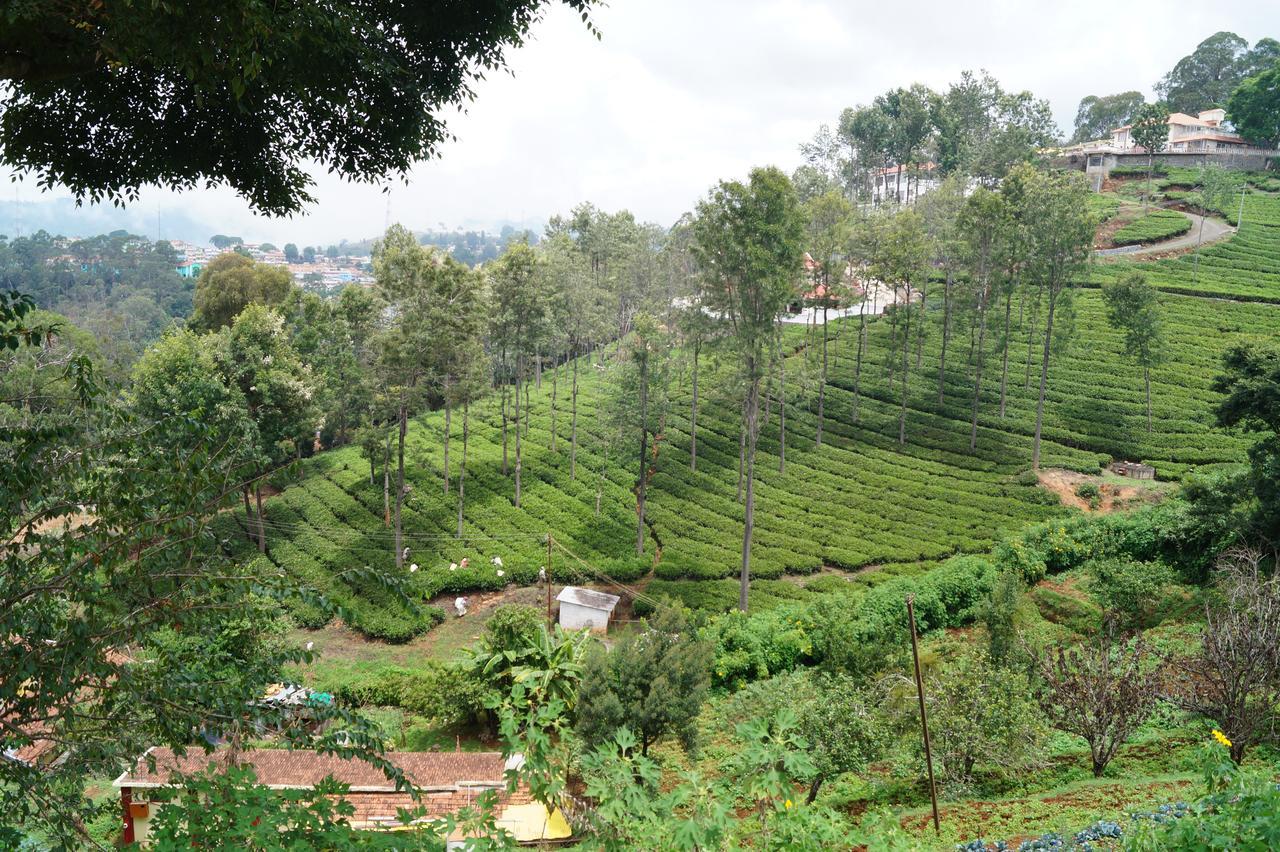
left=1091, top=171, right=1280, bottom=302
left=226, top=199, right=1280, bottom=640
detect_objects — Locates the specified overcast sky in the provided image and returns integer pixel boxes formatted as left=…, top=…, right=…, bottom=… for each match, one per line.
left=7, top=0, right=1279, bottom=246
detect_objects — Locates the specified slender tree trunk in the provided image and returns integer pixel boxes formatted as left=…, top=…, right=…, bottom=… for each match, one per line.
left=394, top=399, right=408, bottom=568
left=243, top=487, right=256, bottom=545
left=998, top=285, right=1014, bottom=418
left=967, top=314, right=977, bottom=366
left=937, top=271, right=953, bottom=406
left=535, top=350, right=542, bottom=389
left=690, top=340, right=700, bottom=471
left=914, top=278, right=928, bottom=370
left=777, top=338, right=786, bottom=474
left=969, top=281, right=990, bottom=452
left=523, top=379, right=530, bottom=439
left=739, top=368, right=761, bottom=613
left=1152, top=151, right=1162, bottom=213
left=635, top=352, right=649, bottom=555
left=457, top=401, right=469, bottom=537
left=1031, top=290, right=1060, bottom=471
left=383, top=430, right=392, bottom=528
left=570, top=353, right=580, bottom=480
left=806, top=777, right=824, bottom=805
left=255, top=484, right=266, bottom=553
left=898, top=296, right=912, bottom=445
left=853, top=312, right=867, bottom=424
left=1192, top=211, right=1207, bottom=284
left=514, top=357, right=523, bottom=508
left=737, top=422, right=747, bottom=501
left=1024, top=285, right=1043, bottom=390
left=550, top=358, right=559, bottom=452
left=817, top=303, right=828, bottom=445
left=1144, top=365, right=1152, bottom=433
left=442, top=377, right=451, bottom=496
left=884, top=308, right=899, bottom=379
left=501, top=384, right=509, bottom=476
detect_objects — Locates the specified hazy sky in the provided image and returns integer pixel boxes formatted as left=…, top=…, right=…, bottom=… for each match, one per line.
left=7, top=0, right=1279, bottom=245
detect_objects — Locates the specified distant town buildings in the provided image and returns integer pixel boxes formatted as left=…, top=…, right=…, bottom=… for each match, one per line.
left=167, top=239, right=374, bottom=292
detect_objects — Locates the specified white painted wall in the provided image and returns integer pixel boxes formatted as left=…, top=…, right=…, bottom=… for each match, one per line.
left=559, top=601, right=609, bottom=632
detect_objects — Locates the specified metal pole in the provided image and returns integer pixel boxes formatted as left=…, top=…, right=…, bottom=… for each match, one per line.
left=907, top=594, right=941, bottom=835
left=546, top=532, right=553, bottom=627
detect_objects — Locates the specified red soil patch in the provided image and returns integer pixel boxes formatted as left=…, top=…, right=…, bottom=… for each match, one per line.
left=1036, top=469, right=1145, bottom=514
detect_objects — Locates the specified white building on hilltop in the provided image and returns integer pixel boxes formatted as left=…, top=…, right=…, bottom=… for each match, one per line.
left=1110, top=109, right=1254, bottom=153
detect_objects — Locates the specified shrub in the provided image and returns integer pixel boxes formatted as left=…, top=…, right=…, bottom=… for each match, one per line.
left=1112, top=210, right=1192, bottom=247
left=1028, top=586, right=1103, bottom=637
left=921, top=648, right=1046, bottom=784
left=1086, top=558, right=1174, bottom=631
left=703, top=605, right=815, bottom=689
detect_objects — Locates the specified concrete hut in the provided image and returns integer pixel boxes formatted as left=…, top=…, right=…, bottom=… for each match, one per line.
left=556, top=587, right=620, bottom=633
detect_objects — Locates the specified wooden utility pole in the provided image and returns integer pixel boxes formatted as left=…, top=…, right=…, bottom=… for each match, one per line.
left=545, top=532, right=554, bottom=627
left=907, top=594, right=940, bottom=835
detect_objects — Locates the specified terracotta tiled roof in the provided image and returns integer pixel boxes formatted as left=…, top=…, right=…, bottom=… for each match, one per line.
left=116, top=747, right=509, bottom=791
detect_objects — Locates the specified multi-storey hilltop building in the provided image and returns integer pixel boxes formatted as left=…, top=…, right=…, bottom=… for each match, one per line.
left=1109, top=109, right=1254, bottom=153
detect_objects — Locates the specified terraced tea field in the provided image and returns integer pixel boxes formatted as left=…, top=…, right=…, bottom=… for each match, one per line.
left=233, top=216, right=1277, bottom=638
left=1091, top=181, right=1280, bottom=302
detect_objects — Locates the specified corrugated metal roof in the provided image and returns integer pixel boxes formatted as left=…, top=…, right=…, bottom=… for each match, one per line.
left=556, top=586, right=620, bottom=611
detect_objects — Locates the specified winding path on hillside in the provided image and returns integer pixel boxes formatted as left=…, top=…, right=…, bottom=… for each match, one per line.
left=1095, top=210, right=1233, bottom=257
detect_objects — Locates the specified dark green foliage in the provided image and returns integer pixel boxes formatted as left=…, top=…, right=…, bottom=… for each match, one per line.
left=702, top=555, right=994, bottom=689
left=0, top=0, right=601, bottom=215
left=796, top=673, right=884, bottom=803
left=922, top=647, right=1046, bottom=784
left=0, top=302, right=395, bottom=843
left=1155, top=32, right=1279, bottom=114
left=980, top=570, right=1026, bottom=666
left=1111, top=211, right=1193, bottom=246
left=0, top=230, right=190, bottom=368
left=1071, top=92, right=1145, bottom=143
left=1212, top=343, right=1280, bottom=545
left=310, top=661, right=488, bottom=728
left=191, top=253, right=295, bottom=331
left=576, top=607, right=713, bottom=756
left=1086, top=558, right=1175, bottom=632
left=1028, top=586, right=1103, bottom=636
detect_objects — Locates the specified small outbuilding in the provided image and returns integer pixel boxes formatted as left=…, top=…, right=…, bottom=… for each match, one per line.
left=1109, top=460, right=1156, bottom=480
left=557, top=586, right=620, bottom=633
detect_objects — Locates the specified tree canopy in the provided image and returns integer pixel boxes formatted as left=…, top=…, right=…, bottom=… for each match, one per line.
left=1227, top=60, right=1280, bottom=148
left=0, top=1, right=600, bottom=215
left=1155, top=32, right=1280, bottom=113
left=1070, top=92, right=1145, bottom=143
left=191, top=253, right=295, bottom=332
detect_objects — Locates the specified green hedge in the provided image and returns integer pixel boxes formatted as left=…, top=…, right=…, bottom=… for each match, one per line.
left=1112, top=210, right=1192, bottom=246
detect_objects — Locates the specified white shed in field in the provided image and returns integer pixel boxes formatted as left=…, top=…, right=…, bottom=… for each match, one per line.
left=557, top=587, right=620, bottom=633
